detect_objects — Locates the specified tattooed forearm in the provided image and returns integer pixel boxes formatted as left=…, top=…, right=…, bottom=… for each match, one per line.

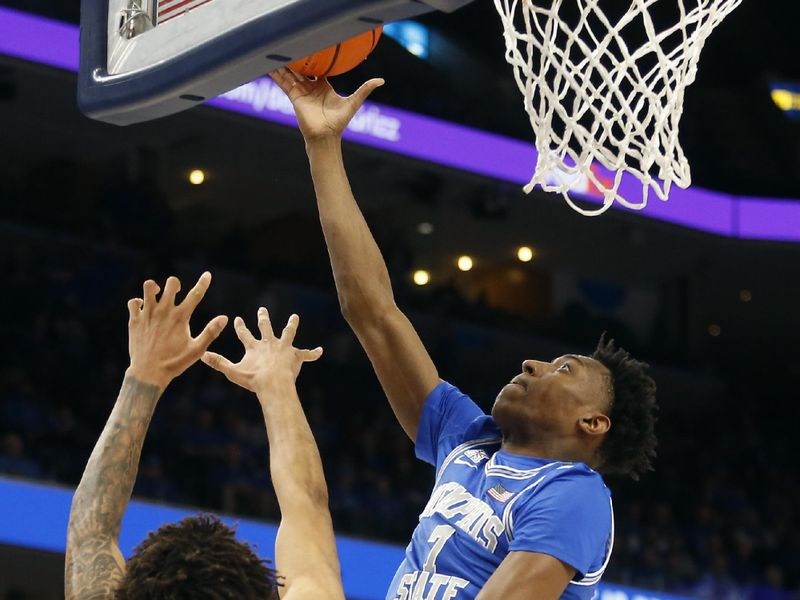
left=65, top=376, right=162, bottom=600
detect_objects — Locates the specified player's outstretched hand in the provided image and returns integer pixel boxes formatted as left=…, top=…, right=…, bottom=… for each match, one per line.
left=201, top=308, right=323, bottom=393
left=126, top=272, right=229, bottom=389
left=270, top=67, right=384, bottom=141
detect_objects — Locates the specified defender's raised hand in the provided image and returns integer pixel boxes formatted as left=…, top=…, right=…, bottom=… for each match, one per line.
left=202, top=308, right=323, bottom=393
left=270, top=67, right=384, bottom=141
left=126, top=272, right=228, bottom=389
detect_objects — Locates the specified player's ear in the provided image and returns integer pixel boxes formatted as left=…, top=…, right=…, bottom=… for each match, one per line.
left=578, top=413, right=611, bottom=437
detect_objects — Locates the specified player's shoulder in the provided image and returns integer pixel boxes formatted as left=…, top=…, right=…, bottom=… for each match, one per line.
left=431, top=380, right=500, bottom=439
left=531, top=463, right=612, bottom=516
left=501, top=458, right=610, bottom=506
left=543, top=461, right=609, bottom=493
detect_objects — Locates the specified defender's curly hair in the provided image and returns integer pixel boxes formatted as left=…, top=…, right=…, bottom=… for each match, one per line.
left=116, top=514, right=280, bottom=600
left=591, top=335, right=658, bottom=480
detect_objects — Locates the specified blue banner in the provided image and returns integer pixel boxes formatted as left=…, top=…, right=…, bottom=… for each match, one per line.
left=0, top=476, right=690, bottom=600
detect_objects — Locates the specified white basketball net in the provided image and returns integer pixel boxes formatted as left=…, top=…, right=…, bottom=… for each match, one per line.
left=494, top=0, right=742, bottom=215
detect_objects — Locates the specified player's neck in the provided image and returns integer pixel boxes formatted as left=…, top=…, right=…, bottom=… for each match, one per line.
left=501, top=436, right=593, bottom=466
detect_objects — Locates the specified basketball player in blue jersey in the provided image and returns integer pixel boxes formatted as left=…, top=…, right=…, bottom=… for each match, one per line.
left=65, top=273, right=344, bottom=600
left=271, top=67, right=659, bottom=600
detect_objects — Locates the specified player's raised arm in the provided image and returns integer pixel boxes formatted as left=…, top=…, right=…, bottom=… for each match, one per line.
left=270, top=68, right=440, bottom=441
left=65, top=273, right=228, bottom=599
left=202, top=309, right=343, bottom=600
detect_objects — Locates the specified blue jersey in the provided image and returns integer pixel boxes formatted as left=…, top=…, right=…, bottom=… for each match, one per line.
left=387, top=382, right=613, bottom=600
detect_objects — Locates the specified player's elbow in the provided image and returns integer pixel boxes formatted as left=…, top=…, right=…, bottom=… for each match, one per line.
left=339, top=292, right=394, bottom=327
left=304, top=478, right=330, bottom=508
left=335, top=271, right=394, bottom=322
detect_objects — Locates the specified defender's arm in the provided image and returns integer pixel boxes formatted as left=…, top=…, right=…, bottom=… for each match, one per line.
left=64, top=375, right=161, bottom=600
left=65, top=274, right=227, bottom=599
left=258, top=372, right=343, bottom=600
left=203, top=310, right=343, bottom=600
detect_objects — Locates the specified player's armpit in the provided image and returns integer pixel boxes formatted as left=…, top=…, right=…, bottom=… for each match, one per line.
left=64, top=537, right=126, bottom=600
left=475, top=551, right=576, bottom=600
left=350, top=305, right=440, bottom=442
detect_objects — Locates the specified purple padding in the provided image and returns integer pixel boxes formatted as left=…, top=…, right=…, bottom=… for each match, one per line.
left=0, top=6, right=78, bottom=71
left=1, top=5, right=799, bottom=242
left=737, top=197, right=800, bottom=242
left=626, top=186, right=735, bottom=237
left=343, top=104, right=538, bottom=186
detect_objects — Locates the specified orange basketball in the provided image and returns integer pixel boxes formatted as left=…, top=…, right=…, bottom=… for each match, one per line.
left=289, top=26, right=383, bottom=78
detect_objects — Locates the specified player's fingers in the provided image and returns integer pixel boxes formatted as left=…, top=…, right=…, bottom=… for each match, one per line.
left=271, top=67, right=304, bottom=92
left=269, top=68, right=291, bottom=91
left=349, top=78, right=385, bottom=108
left=194, top=315, right=229, bottom=351
left=234, top=316, right=258, bottom=348
left=127, top=298, right=143, bottom=321
left=142, top=279, right=161, bottom=316
left=201, top=351, right=236, bottom=378
left=280, top=314, right=300, bottom=344
left=160, top=276, right=181, bottom=307
left=257, top=307, right=274, bottom=339
left=284, top=67, right=306, bottom=84
left=179, top=271, right=211, bottom=315
left=298, top=346, right=323, bottom=363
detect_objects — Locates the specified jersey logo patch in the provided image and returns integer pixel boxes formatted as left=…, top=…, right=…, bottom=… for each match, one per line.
left=454, top=449, right=489, bottom=469
left=487, top=483, right=515, bottom=503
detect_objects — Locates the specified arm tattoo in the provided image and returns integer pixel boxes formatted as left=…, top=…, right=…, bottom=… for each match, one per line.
left=65, top=376, right=162, bottom=600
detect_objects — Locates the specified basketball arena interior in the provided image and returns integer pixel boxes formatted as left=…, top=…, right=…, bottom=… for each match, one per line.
left=0, top=1, right=799, bottom=598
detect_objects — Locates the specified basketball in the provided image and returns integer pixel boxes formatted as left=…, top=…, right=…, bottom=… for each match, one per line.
left=289, top=26, right=383, bottom=78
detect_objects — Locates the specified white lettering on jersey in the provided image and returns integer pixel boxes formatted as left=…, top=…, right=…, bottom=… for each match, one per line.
left=419, top=482, right=505, bottom=552
left=394, top=571, right=470, bottom=600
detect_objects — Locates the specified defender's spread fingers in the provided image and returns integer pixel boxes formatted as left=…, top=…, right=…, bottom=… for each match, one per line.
left=299, top=346, right=323, bottom=363
left=201, top=351, right=234, bottom=376
left=234, top=316, right=258, bottom=348
left=160, top=276, right=181, bottom=306
left=127, top=298, right=143, bottom=320
left=195, top=315, right=228, bottom=348
left=257, top=307, right=273, bottom=339
left=179, top=272, right=212, bottom=315
left=142, top=280, right=160, bottom=315
left=281, top=314, right=300, bottom=343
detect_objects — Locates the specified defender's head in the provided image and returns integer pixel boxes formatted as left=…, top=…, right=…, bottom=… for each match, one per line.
left=492, top=335, right=657, bottom=479
left=116, top=514, right=280, bottom=599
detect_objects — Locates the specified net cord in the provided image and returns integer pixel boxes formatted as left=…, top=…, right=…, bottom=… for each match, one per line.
left=494, top=0, right=743, bottom=215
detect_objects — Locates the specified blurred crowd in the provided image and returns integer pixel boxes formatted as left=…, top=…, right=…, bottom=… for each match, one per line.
left=0, top=210, right=797, bottom=600
left=2, top=2, right=799, bottom=598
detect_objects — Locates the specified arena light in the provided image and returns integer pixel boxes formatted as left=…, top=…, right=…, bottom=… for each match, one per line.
left=413, top=269, right=430, bottom=286
left=770, top=82, right=800, bottom=118
left=417, top=222, right=434, bottom=235
left=383, top=21, right=429, bottom=59
left=188, top=169, right=206, bottom=185
left=457, top=255, right=473, bottom=272
left=517, top=246, right=534, bottom=262
left=708, top=324, right=721, bottom=337
left=739, top=289, right=752, bottom=303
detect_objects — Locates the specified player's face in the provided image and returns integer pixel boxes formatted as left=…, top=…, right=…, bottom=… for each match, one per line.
left=491, top=354, right=610, bottom=438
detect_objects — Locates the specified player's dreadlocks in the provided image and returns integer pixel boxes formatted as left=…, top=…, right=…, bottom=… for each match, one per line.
left=116, top=514, right=280, bottom=600
left=591, top=335, right=658, bottom=480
